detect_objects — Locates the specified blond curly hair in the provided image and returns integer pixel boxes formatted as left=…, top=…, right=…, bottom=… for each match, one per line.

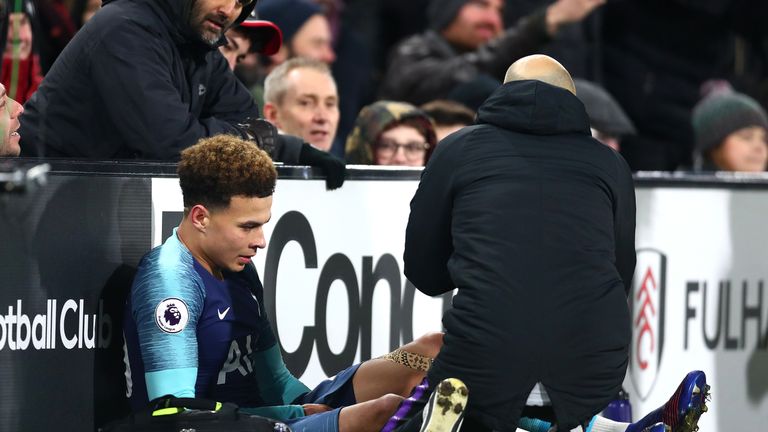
left=178, top=135, right=276, bottom=209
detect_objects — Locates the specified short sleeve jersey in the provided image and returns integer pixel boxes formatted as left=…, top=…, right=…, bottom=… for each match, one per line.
left=123, top=230, right=277, bottom=409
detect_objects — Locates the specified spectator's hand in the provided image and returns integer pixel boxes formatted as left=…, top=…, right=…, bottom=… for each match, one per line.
left=298, top=142, right=346, bottom=190
left=234, top=117, right=278, bottom=158
left=233, top=119, right=346, bottom=189
left=545, top=0, right=604, bottom=35
left=302, top=403, right=333, bottom=416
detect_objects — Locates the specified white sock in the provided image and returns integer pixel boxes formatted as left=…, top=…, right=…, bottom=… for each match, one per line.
left=587, top=416, right=630, bottom=432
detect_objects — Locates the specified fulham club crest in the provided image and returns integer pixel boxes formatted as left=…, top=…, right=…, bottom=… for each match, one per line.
left=630, top=249, right=667, bottom=401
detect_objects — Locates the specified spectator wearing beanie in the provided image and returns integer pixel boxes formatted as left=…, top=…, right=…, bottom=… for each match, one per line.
left=379, top=0, right=604, bottom=105
left=257, top=0, right=335, bottom=71
left=692, top=89, right=768, bottom=172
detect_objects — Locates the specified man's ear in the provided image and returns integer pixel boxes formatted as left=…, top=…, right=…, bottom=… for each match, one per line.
left=263, top=103, right=280, bottom=127
left=187, top=204, right=210, bottom=232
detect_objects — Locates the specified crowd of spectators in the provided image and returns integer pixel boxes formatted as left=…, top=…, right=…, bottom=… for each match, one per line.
left=0, top=0, right=767, bottom=174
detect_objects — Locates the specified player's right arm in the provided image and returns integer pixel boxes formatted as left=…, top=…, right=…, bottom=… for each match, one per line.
left=130, top=242, right=206, bottom=400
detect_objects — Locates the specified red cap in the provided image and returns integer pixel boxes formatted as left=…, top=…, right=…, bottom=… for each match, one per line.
left=238, top=19, right=283, bottom=55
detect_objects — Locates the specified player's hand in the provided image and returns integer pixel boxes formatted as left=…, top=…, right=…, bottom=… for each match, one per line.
left=302, top=403, right=333, bottom=415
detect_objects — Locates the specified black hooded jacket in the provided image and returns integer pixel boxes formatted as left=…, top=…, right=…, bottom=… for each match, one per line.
left=19, top=0, right=258, bottom=159
left=404, top=80, right=636, bottom=431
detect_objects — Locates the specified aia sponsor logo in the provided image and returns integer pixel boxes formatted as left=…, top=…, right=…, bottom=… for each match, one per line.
left=630, top=249, right=666, bottom=401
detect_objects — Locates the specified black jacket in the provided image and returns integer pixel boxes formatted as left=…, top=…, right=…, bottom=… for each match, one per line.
left=19, top=0, right=258, bottom=159
left=378, top=10, right=550, bottom=106
left=404, top=80, right=636, bottom=431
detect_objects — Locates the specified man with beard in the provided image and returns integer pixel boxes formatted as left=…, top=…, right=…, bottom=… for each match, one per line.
left=379, top=0, right=604, bottom=106
left=17, top=0, right=345, bottom=188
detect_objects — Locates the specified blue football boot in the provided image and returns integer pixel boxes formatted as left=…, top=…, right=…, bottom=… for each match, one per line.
left=627, top=371, right=710, bottom=432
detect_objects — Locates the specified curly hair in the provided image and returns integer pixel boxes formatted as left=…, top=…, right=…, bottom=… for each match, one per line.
left=178, top=135, right=277, bottom=210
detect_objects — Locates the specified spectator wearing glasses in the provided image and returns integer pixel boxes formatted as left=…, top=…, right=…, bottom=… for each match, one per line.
left=345, top=101, right=437, bottom=167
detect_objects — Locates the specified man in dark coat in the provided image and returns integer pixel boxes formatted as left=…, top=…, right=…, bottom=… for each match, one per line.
left=18, top=0, right=346, bottom=189
left=402, top=55, right=636, bottom=431
left=19, top=0, right=259, bottom=159
left=378, top=0, right=604, bottom=106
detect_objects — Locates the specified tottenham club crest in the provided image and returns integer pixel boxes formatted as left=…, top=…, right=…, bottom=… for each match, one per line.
left=630, top=249, right=667, bottom=401
left=155, top=298, right=189, bottom=333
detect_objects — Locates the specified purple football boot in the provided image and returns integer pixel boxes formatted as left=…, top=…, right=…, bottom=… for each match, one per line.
left=627, top=371, right=711, bottom=432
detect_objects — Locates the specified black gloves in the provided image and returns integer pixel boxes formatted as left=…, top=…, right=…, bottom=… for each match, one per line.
left=235, top=118, right=346, bottom=190
left=235, top=118, right=277, bottom=157
left=298, top=141, right=346, bottom=190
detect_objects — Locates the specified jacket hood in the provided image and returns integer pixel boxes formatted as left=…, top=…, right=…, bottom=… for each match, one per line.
left=477, top=80, right=591, bottom=137
left=101, top=0, right=256, bottom=48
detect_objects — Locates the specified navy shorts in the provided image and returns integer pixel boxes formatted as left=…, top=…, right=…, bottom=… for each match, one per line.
left=284, top=363, right=360, bottom=432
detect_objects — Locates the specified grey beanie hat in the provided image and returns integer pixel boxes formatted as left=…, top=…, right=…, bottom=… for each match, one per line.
left=427, top=0, right=470, bottom=30
left=574, top=79, right=636, bottom=136
left=692, top=91, right=768, bottom=154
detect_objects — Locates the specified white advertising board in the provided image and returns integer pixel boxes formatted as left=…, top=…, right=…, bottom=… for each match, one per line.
left=627, top=188, right=768, bottom=431
left=151, top=177, right=450, bottom=387
left=152, top=177, right=768, bottom=431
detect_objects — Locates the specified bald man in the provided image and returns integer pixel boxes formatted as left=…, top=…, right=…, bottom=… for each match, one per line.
left=396, top=55, right=637, bottom=432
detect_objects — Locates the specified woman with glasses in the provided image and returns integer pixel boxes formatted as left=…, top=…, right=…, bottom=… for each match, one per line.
left=345, top=101, right=437, bottom=167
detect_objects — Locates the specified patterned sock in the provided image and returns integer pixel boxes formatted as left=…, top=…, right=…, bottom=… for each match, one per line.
left=518, top=416, right=554, bottom=432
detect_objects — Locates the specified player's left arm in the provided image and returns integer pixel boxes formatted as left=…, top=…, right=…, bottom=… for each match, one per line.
left=246, top=264, right=311, bottom=406
left=251, top=343, right=311, bottom=405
